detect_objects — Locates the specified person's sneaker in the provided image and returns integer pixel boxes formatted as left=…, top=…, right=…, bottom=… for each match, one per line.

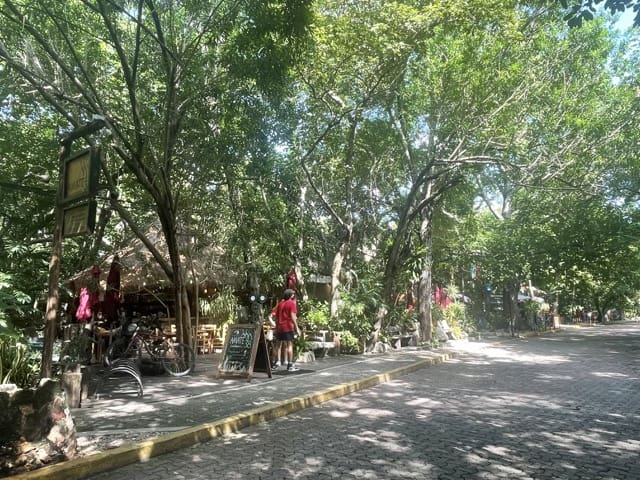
left=272, top=361, right=281, bottom=370
left=287, top=364, right=299, bottom=372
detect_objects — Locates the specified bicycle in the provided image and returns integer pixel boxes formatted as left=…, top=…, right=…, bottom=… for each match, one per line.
left=104, top=320, right=195, bottom=376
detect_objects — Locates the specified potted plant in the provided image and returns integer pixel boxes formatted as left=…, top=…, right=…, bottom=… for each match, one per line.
left=294, top=335, right=314, bottom=363
left=58, top=332, right=94, bottom=407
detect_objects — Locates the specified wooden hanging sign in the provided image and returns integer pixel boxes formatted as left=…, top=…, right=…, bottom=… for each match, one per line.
left=217, top=323, right=272, bottom=381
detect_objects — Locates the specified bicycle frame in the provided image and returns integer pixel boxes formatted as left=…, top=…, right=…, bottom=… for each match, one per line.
left=105, top=322, right=195, bottom=376
left=123, top=326, right=167, bottom=360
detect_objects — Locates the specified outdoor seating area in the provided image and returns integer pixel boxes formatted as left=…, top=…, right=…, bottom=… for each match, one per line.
left=157, top=318, right=227, bottom=354
left=193, top=323, right=226, bottom=354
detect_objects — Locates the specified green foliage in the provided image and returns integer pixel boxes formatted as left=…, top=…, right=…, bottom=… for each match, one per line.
left=444, top=301, right=467, bottom=325
left=294, top=335, right=313, bottom=358
left=300, top=285, right=379, bottom=354
left=0, top=272, right=37, bottom=336
left=0, top=100, right=57, bottom=336
left=336, top=288, right=378, bottom=341
left=302, top=280, right=382, bottom=349
left=523, top=300, right=541, bottom=316
left=0, top=0, right=638, bottom=355
left=443, top=301, right=473, bottom=338
left=200, top=287, right=239, bottom=324
left=298, top=300, right=331, bottom=331
left=0, top=335, right=41, bottom=388
left=0, top=0, right=315, bottom=344
left=561, top=0, right=640, bottom=28
left=336, top=330, right=361, bottom=354
left=387, top=306, right=418, bottom=333
left=433, top=300, right=474, bottom=339
left=476, top=187, right=640, bottom=317
left=59, top=333, right=92, bottom=367
left=431, top=304, right=445, bottom=325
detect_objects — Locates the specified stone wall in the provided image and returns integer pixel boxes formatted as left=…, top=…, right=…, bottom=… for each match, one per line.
left=0, top=379, right=77, bottom=476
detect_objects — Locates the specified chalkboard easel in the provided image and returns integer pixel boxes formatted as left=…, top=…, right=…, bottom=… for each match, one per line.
left=217, top=323, right=272, bottom=381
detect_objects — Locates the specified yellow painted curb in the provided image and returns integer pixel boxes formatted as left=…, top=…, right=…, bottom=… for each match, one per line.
left=10, top=352, right=456, bottom=480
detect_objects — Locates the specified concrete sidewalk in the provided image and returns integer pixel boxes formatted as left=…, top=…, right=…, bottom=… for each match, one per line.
left=11, top=345, right=460, bottom=480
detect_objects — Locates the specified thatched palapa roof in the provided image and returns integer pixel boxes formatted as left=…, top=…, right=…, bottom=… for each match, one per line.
left=71, top=226, right=238, bottom=293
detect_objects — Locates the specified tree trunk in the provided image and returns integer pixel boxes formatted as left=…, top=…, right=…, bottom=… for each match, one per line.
left=180, top=284, right=192, bottom=344
left=159, top=206, right=193, bottom=345
left=365, top=249, right=400, bottom=352
left=191, top=264, right=199, bottom=350
left=366, top=295, right=390, bottom=352
left=365, top=184, right=421, bottom=351
left=295, top=185, right=308, bottom=302
left=86, top=193, right=113, bottom=263
left=417, top=205, right=434, bottom=343
left=365, top=171, right=418, bottom=352
left=329, top=237, right=349, bottom=320
left=41, top=142, right=70, bottom=378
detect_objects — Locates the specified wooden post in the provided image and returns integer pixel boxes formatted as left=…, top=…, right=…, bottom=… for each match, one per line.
left=40, top=118, right=105, bottom=379
left=40, top=142, right=70, bottom=379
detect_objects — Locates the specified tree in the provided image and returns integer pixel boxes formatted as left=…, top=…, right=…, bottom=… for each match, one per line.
left=0, top=77, right=58, bottom=334
left=0, top=0, right=312, bottom=375
left=290, top=0, right=412, bottom=323
left=559, top=0, right=640, bottom=27
left=287, top=0, right=638, bottom=346
left=473, top=59, right=640, bottom=321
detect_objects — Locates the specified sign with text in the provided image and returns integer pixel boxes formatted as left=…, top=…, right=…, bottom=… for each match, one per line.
left=62, top=147, right=100, bottom=205
left=217, top=324, right=271, bottom=381
left=63, top=201, right=96, bottom=238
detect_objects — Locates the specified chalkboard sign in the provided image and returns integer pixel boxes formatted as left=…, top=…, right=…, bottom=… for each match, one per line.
left=217, top=324, right=272, bottom=381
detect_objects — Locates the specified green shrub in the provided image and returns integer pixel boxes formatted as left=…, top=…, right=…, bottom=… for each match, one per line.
left=301, top=293, right=375, bottom=349
left=0, top=272, right=40, bottom=335
left=336, top=290, right=376, bottom=341
left=446, top=301, right=477, bottom=337
left=523, top=299, right=541, bottom=316
left=443, top=302, right=468, bottom=338
left=299, top=300, right=330, bottom=332
left=398, top=307, right=418, bottom=331
left=60, top=332, right=93, bottom=366
left=337, top=330, right=361, bottom=354
left=200, top=286, right=238, bottom=324
left=431, top=304, right=445, bottom=324
left=294, top=335, right=313, bottom=358
left=0, top=335, right=40, bottom=388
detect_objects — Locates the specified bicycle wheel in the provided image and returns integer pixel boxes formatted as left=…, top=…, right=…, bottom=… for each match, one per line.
left=161, top=343, right=195, bottom=376
left=105, top=338, right=130, bottom=367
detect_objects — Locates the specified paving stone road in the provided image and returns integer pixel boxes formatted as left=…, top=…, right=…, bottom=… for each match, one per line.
left=87, top=322, right=640, bottom=480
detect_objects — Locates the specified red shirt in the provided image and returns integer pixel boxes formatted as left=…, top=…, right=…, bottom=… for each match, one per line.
left=286, top=271, right=297, bottom=290
left=271, top=299, right=297, bottom=333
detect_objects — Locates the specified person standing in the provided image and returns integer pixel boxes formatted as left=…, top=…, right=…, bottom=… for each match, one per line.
left=103, top=255, right=121, bottom=327
left=269, top=289, right=301, bottom=372
left=285, top=268, right=298, bottom=292
left=406, top=282, right=415, bottom=310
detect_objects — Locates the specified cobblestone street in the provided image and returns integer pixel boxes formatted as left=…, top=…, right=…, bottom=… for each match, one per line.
left=87, top=322, right=640, bottom=480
